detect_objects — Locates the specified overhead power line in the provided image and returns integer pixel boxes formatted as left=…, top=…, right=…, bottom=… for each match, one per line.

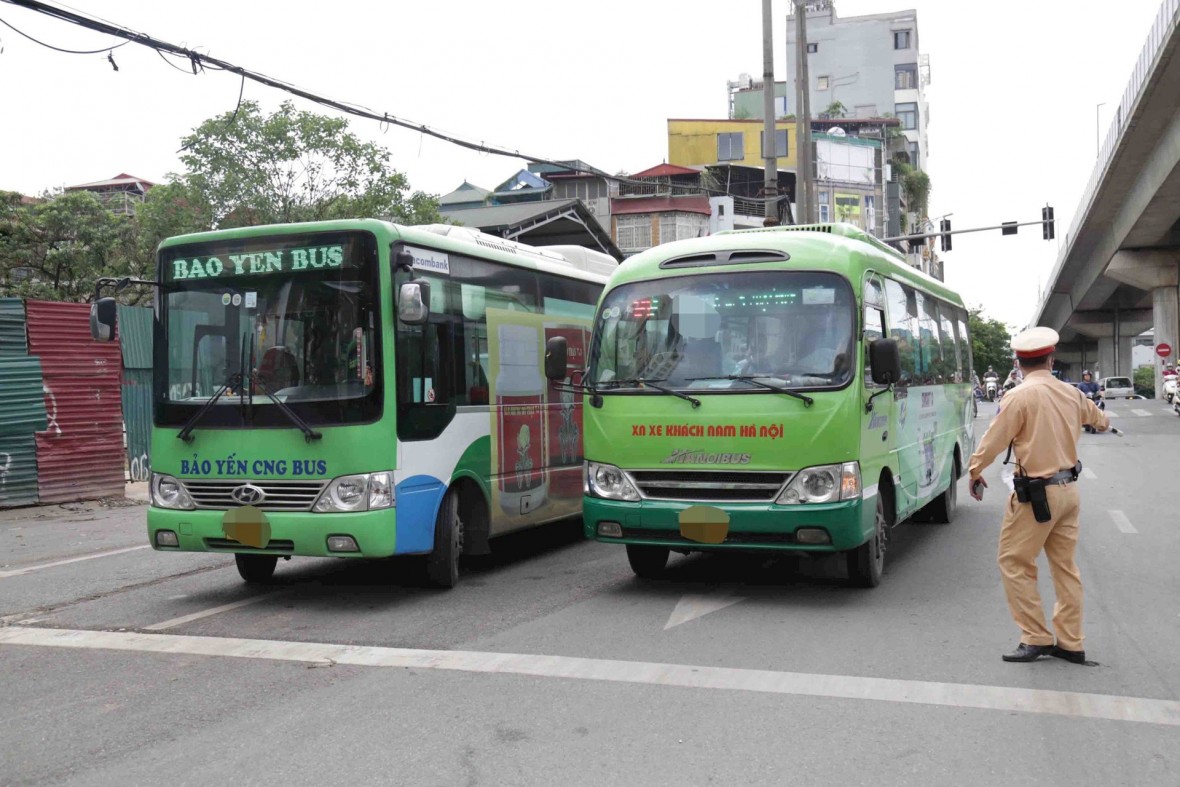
left=3, top=0, right=778, bottom=204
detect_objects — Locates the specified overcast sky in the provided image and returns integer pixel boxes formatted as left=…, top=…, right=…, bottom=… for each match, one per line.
left=0, top=0, right=1166, bottom=330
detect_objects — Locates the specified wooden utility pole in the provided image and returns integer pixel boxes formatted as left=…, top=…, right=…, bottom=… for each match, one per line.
left=793, top=1, right=814, bottom=223
left=762, top=0, right=778, bottom=223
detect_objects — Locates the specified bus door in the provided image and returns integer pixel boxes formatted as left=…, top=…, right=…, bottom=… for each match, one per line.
left=861, top=275, right=897, bottom=501
left=880, top=277, right=920, bottom=506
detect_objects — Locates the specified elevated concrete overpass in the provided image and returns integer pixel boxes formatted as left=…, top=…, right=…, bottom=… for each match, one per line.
left=1033, top=0, right=1180, bottom=393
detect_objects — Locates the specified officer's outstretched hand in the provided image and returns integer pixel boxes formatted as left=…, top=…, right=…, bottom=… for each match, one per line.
left=969, top=475, right=987, bottom=501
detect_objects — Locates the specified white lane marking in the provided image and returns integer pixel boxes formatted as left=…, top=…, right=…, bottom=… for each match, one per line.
left=1109, top=510, right=1138, bottom=534
left=144, top=593, right=283, bottom=631
left=1, top=627, right=1178, bottom=728
left=1132, top=409, right=1153, bottom=417
left=1081, top=467, right=1097, bottom=480
left=0, top=545, right=151, bottom=579
left=664, top=593, right=745, bottom=630
left=1105, top=411, right=1120, bottom=418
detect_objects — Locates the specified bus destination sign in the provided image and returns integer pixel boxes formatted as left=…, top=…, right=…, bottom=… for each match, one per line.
left=167, top=244, right=346, bottom=281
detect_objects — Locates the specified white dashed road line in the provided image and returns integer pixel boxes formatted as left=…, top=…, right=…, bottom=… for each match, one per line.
left=0, top=545, right=151, bottom=579
left=1081, top=467, right=1097, bottom=480
left=1109, top=510, right=1138, bottom=534
left=1105, top=410, right=1120, bottom=418
left=1132, top=409, right=1153, bottom=417
left=1, top=627, right=1179, bottom=727
left=144, top=592, right=283, bottom=631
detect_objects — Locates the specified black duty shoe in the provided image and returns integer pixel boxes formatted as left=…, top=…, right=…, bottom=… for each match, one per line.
left=1002, top=643, right=1054, bottom=662
left=1049, top=646, right=1087, bottom=665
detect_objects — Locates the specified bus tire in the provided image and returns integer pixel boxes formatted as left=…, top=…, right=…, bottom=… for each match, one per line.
left=426, top=490, right=463, bottom=589
left=235, top=554, right=277, bottom=584
left=846, top=490, right=888, bottom=588
left=924, top=456, right=959, bottom=524
left=626, top=544, right=669, bottom=579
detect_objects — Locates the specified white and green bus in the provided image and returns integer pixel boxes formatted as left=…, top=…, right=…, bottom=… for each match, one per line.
left=544, top=223, right=974, bottom=587
left=91, top=220, right=615, bottom=587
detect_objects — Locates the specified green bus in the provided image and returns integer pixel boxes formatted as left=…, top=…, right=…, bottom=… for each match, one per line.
left=544, top=223, right=974, bottom=587
left=91, top=219, right=615, bottom=586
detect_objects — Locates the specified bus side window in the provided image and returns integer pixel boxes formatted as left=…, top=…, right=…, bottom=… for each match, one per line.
left=882, top=278, right=916, bottom=386
left=863, top=305, right=885, bottom=386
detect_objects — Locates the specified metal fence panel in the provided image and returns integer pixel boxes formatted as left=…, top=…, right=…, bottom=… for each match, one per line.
left=0, top=298, right=28, bottom=356
left=0, top=356, right=48, bottom=438
left=26, top=300, right=125, bottom=503
left=0, top=434, right=39, bottom=508
left=122, top=368, right=152, bottom=482
left=116, top=304, right=153, bottom=369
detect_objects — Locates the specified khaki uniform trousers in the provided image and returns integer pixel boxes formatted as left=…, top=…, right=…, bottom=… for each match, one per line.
left=996, top=483, right=1084, bottom=651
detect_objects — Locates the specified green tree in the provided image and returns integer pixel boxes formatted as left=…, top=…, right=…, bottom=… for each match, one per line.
left=823, top=101, right=847, bottom=118
left=968, top=307, right=1013, bottom=377
left=0, top=190, right=140, bottom=302
left=171, top=100, right=441, bottom=229
left=1133, top=365, right=1154, bottom=397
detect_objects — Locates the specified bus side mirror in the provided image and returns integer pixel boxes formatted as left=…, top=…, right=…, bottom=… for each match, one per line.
left=869, top=338, right=901, bottom=385
left=398, top=280, right=430, bottom=325
left=545, top=336, right=568, bottom=381
left=90, top=297, right=117, bottom=342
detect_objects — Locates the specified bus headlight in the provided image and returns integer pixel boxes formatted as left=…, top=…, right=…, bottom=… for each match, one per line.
left=585, top=461, right=640, bottom=502
left=151, top=473, right=195, bottom=510
left=313, top=472, right=396, bottom=513
left=777, top=462, right=860, bottom=505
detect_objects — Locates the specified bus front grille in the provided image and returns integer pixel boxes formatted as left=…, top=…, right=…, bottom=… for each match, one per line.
left=627, top=471, right=791, bottom=502
left=181, top=479, right=328, bottom=511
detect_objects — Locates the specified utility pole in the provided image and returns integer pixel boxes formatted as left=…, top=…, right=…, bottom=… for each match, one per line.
left=762, top=0, right=778, bottom=223
left=793, top=1, right=814, bottom=223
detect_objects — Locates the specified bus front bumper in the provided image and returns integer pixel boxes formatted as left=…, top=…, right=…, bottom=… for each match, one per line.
left=147, top=506, right=403, bottom=558
left=583, top=496, right=874, bottom=553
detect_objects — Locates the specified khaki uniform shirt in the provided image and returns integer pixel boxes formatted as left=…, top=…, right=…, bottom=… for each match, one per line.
left=968, top=370, right=1110, bottom=479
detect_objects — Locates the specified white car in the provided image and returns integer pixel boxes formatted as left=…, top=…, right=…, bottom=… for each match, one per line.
left=1101, top=376, right=1134, bottom=399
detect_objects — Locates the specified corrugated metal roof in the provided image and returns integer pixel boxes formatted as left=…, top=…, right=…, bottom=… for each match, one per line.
left=26, top=300, right=125, bottom=503
left=0, top=434, right=39, bottom=508
left=0, top=298, right=28, bottom=355
left=0, top=356, right=48, bottom=438
left=117, top=304, right=153, bottom=369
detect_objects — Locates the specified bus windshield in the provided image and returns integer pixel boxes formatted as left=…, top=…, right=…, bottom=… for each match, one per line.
left=154, top=231, right=381, bottom=427
left=588, top=270, right=856, bottom=390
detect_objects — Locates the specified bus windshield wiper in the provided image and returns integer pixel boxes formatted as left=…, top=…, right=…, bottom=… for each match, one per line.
left=249, top=371, right=322, bottom=442
left=687, top=375, right=814, bottom=407
left=176, top=371, right=242, bottom=444
left=600, top=377, right=701, bottom=408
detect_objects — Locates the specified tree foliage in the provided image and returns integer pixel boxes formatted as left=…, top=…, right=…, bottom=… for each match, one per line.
left=0, top=190, right=143, bottom=303
left=969, top=307, right=1013, bottom=377
left=173, top=100, right=440, bottom=229
left=0, top=101, right=441, bottom=302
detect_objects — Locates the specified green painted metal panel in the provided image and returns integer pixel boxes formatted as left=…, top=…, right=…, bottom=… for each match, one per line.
left=0, top=298, right=28, bottom=355
left=0, top=433, right=39, bottom=508
left=0, top=356, right=48, bottom=438
left=117, top=304, right=153, bottom=369
left=122, top=368, right=152, bottom=482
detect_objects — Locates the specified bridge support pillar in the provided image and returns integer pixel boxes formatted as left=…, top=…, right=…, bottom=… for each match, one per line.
left=1106, top=250, right=1180, bottom=396
left=1095, top=336, right=1132, bottom=381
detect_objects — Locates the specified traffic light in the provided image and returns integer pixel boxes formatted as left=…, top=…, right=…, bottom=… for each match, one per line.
left=939, top=218, right=951, bottom=251
left=1042, top=206, right=1055, bottom=240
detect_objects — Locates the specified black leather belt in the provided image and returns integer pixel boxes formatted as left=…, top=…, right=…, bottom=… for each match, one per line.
left=1039, top=464, right=1081, bottom=485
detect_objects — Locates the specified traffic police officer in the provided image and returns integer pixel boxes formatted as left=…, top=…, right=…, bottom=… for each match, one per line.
left=968, top=327, right=1109, bottom=664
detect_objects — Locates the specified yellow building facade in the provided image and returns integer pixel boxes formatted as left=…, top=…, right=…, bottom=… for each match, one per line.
left=667, top=119, right=798, bottom=170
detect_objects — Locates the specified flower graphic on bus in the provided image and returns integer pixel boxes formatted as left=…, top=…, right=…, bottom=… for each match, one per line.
left=558, top=385, right=580, bottom=464
left=515, top=424, right=535, bottom=491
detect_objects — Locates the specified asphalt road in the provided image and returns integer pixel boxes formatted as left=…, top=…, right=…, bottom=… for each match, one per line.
left=2, top=398, right=1178, bottom=786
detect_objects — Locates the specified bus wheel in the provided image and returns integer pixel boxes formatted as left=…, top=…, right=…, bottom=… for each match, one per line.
left=626, top=544, right=670, bottom=579
left=426, top=490, right=463, bottom=589
left=846, top=493, right=887, bottom=588
left=235, top=554, right=277, bottom=584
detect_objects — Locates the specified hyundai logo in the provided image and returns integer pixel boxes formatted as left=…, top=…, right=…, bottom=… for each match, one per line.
left=229, top=484, right=266, bottom=506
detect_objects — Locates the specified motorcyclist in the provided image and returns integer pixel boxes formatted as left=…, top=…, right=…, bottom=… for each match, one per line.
left=1078, top=370, right=1103, bottom=433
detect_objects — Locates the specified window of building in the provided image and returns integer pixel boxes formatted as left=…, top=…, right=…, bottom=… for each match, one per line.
left=717, top=132, right=745, bottom=162
left=807, top=43, right=818, bottom=53
left=760, top=129, right=788, bottom=158
left=895, top=102, right=918, bottom=130
left=817, top=75, right=829, bottom=91
left=616, top=214, right=653, bottom=252
left=907, top=140, right=921, bottom=169
left=658, top=212, right=708, bottom=245
left=774, top=95, right=788, bottom=117
left=895, top=63, right=918, bottom=90
left=894, top=30, right=911, bottom=49
left=818, top=191, right=830, bottom=222
left=864, top=195, right=876, bottom=235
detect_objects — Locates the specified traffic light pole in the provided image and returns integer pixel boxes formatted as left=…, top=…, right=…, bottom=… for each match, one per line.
left=882, top=217, right=1053, bottom=245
